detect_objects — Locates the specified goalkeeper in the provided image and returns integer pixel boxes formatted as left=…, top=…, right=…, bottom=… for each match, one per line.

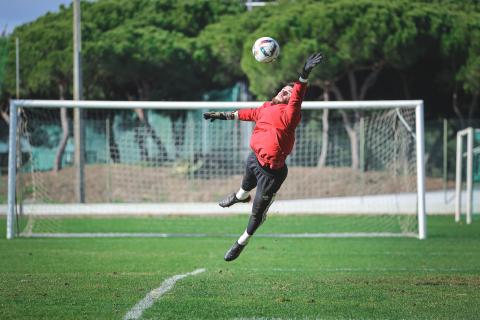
left=203, top=53, right=323, bottom=261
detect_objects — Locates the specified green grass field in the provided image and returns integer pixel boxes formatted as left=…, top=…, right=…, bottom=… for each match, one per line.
left=1, top=215, right=479, bottom=319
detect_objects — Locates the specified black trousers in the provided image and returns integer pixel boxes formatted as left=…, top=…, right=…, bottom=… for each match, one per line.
left=241, top=152, right=288, bottom=235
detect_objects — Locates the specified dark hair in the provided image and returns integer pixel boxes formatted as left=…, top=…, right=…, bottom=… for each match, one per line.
left=286, top=82, right=295, bottom=87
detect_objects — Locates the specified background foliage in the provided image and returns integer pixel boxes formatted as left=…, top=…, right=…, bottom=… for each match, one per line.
left=0, top=0, right=478, bottom=120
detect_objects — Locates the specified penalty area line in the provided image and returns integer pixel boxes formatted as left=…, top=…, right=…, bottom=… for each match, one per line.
left=123, top=268, right=206, bottom=320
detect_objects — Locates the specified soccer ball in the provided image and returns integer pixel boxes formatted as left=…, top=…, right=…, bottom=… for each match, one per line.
left=252, top=37, right=280, bottom=63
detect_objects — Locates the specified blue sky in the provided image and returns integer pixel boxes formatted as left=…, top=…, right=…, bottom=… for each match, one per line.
left=0, top=0, right=72, bottom=34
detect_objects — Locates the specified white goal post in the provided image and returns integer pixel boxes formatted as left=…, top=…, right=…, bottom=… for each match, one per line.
left=455, top=127, right=480, bottom=224
left=7, top=99, right=426, bottom=239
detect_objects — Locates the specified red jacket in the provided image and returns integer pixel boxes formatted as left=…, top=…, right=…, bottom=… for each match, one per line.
left=238, top=81, right=307, bottom=169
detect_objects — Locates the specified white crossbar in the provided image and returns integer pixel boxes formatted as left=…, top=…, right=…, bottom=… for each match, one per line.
left=11, top=99, right=423, bottom=110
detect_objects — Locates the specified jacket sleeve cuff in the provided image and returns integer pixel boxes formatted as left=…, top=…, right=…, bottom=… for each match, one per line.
left=299, top=76, right=308, bottom=83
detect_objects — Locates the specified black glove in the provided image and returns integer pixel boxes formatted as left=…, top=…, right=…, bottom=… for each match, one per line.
left=299, top=53, right=324, bottom=80
left=203, top=111, right=235, bottom=122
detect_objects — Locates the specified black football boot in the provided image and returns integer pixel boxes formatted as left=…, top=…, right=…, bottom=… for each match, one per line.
left=224, top=241, right=246, bottom=261
left=219, top=193, right=251, bottom=208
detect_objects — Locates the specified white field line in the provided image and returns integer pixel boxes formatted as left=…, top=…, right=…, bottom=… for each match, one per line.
left=123, top=268, right=205, bottom=320
left=241, top=267, right=480, bottom=273
left=19, top=232, right=418, bottom=238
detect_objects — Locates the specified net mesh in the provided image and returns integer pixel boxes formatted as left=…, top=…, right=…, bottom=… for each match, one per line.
left=13, top=102, right=420, bottom=236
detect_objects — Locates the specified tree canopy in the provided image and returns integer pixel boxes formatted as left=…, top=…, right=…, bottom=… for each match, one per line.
left=238, top=0, right=479, bottom=116
left=0, top=0, right=479, bottom=121
left=3, top=0, right=244, bottom=101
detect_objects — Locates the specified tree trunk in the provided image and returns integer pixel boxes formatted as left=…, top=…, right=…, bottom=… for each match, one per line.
left=134, top=108, right=149, bottom=161
left=134, top=108, right=168, bottom=163
left=340, top=111, right=359, bottom=170
left=452, top=91, right=465, bottom=129
left=107, top=112, right=120, bottom=163
left=343, top=64, right=384, bottom=170
left=170, top=112, right=187, bottom=160
left=359, top=61, right=384, bottom=100
left=332, top=83, right=360, bottom=169
left=317, top=86, right=330, bottom=167
left=146, top=122, right=168, bottom=162
left=53, top=83, right=68, bottom=173
left=0, top=107, right=8, bottom=124
left=399, top=72, right=411, bottom=99
left=345, top=71, right=360, bottom=169
left=348, top=70, right=358, bottom=100
left=467, top=93, right=478, bottom=127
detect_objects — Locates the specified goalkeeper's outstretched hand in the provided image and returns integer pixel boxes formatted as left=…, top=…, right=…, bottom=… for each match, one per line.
left=300, top=53, right=324, bottom=80
left=203, top=111, right=235, bottom=122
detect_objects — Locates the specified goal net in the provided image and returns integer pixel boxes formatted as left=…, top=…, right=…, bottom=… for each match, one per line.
left=6, top=100, right=426, bottom=239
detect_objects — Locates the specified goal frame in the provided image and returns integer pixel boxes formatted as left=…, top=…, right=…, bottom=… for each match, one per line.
left=7, top=99, right=427, bottom=240
left=455, top=127, right=479, bottom=224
